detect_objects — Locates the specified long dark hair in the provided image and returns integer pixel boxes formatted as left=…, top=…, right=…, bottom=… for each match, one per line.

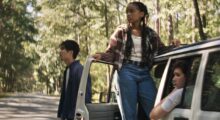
left=125, top=2, right=150, bottom=62
left=172, top=60, right=188, bottom=78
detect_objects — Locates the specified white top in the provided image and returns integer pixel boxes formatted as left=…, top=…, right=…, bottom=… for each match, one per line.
left=130, top=35, right=142, bottom=62
left=65, top=68, right=70, bottom=90
left=161, top=88, right=183, bottom=112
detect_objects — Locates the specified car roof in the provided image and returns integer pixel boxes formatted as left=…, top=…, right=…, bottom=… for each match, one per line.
left=155, top=37, right=220, bottom=60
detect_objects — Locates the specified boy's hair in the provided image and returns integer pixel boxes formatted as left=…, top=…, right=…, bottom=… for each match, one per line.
left=59, top=40, right=80, bottom=59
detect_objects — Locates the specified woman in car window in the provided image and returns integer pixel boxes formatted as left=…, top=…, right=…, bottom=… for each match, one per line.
left=150, top=61, right=188, bottom=120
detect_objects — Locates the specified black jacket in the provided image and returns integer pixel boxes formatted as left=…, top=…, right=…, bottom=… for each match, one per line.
left=57, top=60, right=91, bottom=119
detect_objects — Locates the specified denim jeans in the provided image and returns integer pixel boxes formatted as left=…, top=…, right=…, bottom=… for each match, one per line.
left=118, top=63, right=157, bottom=120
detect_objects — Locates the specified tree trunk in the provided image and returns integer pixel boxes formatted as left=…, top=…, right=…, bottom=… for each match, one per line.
left=202, top=15, right=206, bottom=28
left=175, top=13, right=179, bottom=35
left=116, top=1, right=121, bottom=24
left=155, top=0, right=160, bottom=34
left=8, top=69, right=15, bottom=92
left=168, top=14, right=174, bottom=44
left=192, top=13, right=197, bottom=43
left=193, top=0, right=206, bottom=40
left=0, top=0, right=3, bottom=10
left=46, top=78, right=49, bottom=94
left=82, top=5, right=89, bottom=54
left=85, top=36, right=89, bottom=54
left=104, top=0, right=111, bottom=95
left=202, top=0, right=207, bottom=28
left=0, top=0, right=3, bottom=30
left=104, top=0, right=109, bottom=38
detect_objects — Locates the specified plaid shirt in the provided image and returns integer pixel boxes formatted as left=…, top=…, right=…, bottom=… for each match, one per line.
left=100, top=24, right=166, bottom=69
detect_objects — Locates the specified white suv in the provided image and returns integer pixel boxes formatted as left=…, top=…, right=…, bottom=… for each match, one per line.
left=75, top=37, right=220, bottom=120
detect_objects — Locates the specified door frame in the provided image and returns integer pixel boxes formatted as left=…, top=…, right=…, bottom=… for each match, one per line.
left=192, top=48, right=220, bottom=120
left=74, top=56, right=118, bottom=120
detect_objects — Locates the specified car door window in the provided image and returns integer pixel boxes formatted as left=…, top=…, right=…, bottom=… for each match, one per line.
left=150, top=61, right=167, bottom=88
left=89, top=62, right=115, bottom=103
left=83, top=61, right=121, bottom=120
left=162, top=55, right=201, bottom=109
left=181, top=57, right=201, bottom=109
left=202, top=51, right=220, bottom=111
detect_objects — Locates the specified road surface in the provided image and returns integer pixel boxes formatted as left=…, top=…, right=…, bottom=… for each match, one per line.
left=0, top=93, right=60, bottom=120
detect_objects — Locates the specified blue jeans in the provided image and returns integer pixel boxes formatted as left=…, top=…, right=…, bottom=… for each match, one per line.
left=118, top=64, right=157, bottom=120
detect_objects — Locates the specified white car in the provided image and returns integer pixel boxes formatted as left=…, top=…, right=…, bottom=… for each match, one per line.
left=74, top=37, right=220, bottom=120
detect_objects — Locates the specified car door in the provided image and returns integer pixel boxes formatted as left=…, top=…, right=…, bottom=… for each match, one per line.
left=155, top=53, right=202, bottom=120
left=193, top=49, right=220, bottom=120
left=74, top=56, right=121, bottom=120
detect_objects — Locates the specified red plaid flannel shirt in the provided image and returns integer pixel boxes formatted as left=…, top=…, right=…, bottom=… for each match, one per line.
left=100, top=24, right=166, bottom=69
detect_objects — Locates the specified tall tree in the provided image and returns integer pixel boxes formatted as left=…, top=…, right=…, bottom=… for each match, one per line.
left=0, top=0, right=38, bottom=92
left=167, top=3, right=174, bottom=44
left=155, top=0, right=160, bottom=34
left=193, top=0, right=207, bottom=40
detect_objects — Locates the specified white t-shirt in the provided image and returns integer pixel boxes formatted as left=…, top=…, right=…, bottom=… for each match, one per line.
left=130, top=35, right=142, bottom=62
left=161, top=88, right=183, bottom=112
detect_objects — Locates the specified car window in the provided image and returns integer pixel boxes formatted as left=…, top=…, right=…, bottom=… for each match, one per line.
left=89, top=62, right=114, bottom=103
left=162, top=55, right=201, bottom=109
left=201, top=51, right=220, bottom=111
left=150, top=61, right=167, bottom=88
left=181, top=57, right=201, bottom=109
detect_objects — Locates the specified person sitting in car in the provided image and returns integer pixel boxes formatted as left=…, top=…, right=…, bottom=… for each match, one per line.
left=150, top=61, right=188, bottom=120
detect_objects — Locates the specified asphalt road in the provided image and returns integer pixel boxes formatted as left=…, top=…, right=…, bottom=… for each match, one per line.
left=0, top=93, right=60, bottom=120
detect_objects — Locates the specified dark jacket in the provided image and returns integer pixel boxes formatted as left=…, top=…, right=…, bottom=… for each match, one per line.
left=57, top=60, right=91, bottom=119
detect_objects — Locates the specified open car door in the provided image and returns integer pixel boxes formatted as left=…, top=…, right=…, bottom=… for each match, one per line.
left=74, top=56, right=122, bottom=120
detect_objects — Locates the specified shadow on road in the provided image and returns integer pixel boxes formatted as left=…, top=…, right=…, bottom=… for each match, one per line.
left=0, top=93, right=60, bottom=120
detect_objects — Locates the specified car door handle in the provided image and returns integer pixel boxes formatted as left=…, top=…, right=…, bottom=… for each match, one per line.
left=174, top=117, right=188, bottom=120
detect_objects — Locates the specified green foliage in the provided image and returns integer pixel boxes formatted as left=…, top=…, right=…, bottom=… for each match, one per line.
left=0, top=0, right=38, bottom=92
left=0, top=0, right=219, bottom=94
left=89, top=63, right=113, bottom=102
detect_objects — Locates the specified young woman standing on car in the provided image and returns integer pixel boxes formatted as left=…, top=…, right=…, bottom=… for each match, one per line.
left=93, top=1, right=176, bottom=120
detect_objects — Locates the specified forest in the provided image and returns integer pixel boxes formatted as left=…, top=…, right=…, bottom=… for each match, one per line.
left=0, top=0, right=219, bottom=95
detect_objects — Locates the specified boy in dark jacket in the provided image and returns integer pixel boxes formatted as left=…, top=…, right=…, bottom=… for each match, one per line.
left=57, top=40, right=91, bottom=120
